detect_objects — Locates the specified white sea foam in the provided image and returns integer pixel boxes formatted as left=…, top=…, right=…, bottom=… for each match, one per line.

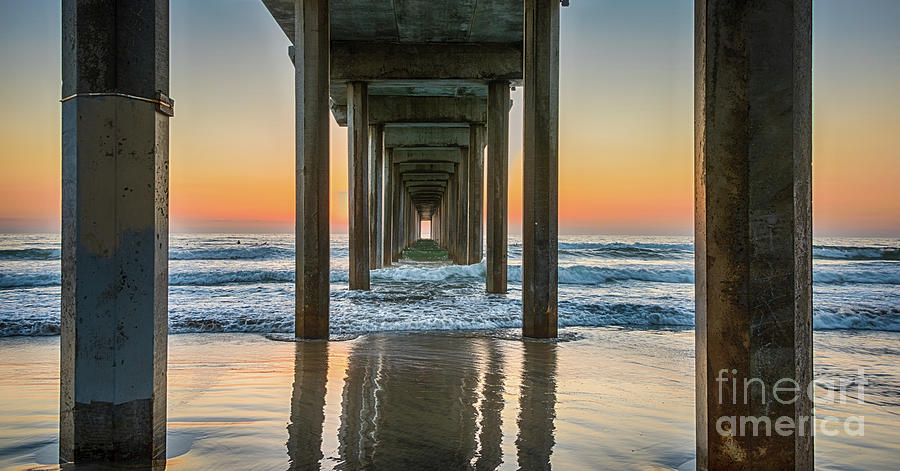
left=2, top=234, right=898, bottom=336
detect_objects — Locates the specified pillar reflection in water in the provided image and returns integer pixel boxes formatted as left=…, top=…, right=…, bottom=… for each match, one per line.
left=287, top=341, right=329, bottom=470
left=516, top=341, right=558, bottom=470
left=286, top=336, right=558, bottom=470
left=475, top=340, right=505, bottom=471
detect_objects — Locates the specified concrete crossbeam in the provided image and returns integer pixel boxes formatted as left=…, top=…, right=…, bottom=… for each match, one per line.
left=331, top=42, right=523, bottom=82
left=393, top=148, right=461, bottom=164
left=384, top=126, right=471, bottom=148
left=332, top=96, right=487, bottom=126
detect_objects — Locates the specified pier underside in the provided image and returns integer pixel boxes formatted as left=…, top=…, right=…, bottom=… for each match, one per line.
left=59, top=0, right=814, bottom=468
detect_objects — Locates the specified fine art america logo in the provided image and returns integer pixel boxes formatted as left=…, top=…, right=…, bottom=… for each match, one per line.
left=714, top=368, right=867, bottom=438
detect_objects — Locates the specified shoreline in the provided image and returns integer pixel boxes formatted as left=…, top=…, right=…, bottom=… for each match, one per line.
left=0, top=328, right=897, bottom=470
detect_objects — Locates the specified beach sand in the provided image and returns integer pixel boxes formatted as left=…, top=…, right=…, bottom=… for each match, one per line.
left=0, top=328, right=897, bottom=470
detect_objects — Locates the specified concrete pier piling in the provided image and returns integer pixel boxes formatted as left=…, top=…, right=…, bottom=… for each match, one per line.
left=487, top=81, right=510, bottom=294
left=293, top=0, right=331, bottom=339
left=60, top=0, right=170, bottom=463
left=522, top=0, right=560, bottom=339
left=347, top=81, right=370, bottom=290
left=467, top=125, right=485, bottom=265
left=695, top=1, right=813, bottom=469
left=369, top=124, right=384, bottom=269
left=383, top=148, right=394, bottom=267
left=455, top=144, right=469, bottom=265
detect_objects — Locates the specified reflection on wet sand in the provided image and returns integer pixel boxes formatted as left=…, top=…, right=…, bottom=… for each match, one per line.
left=288, top=341, right=329, bottom=470
left=516, top=342, right=558, bottom=471
left=287, top=335, right=558, bottom=470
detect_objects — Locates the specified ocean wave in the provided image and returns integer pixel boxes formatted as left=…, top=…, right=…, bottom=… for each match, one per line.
left=4, top=243, right=897, bottom=262
left=170, top=246, right=294, bottom=260
left=5, top=264, right=899, bottom=289
left=813, top=308, right=900, bottom=331
left=3, top=303, right=896, bottom=337
left=813, top=269, right=900, bottom=285
left=0, top=248, right=60, bottom=261
left=510, top=264, right=694, bottom=284
left=0, top=319, right=60, bottom=337
left=370, top=263, right=486, bottom=282
left=813, top=245, right=899, bottom=261
left=559, top=301, right=694, bottom=327
left=0, top=273, right=60, bottom=289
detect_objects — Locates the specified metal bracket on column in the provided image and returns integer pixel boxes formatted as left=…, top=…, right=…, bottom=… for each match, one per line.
left=60, top=91, right=175, bottom=117
left=155, top=92, right=175, bottom=117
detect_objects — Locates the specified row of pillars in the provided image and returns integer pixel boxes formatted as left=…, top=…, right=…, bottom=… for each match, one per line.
left=345, top=96, right=506, bottom=293
left=60, top=0, right=812, bottom=468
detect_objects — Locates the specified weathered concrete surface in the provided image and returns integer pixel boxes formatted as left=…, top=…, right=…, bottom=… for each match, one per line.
left=347, top=81, right=370, bottom=290
left=486, top=81, right=510, bottom=293
left=60, top=0, right=169, bottom=463
left=522, top=0, right=560, bottom=338
left=369, top=124, right=384, bottom=269
left=695, top=1, right=813, bottom=470
left=467, top=125, right=485, bottom=264
left=294, top=0, right=331, bottom=339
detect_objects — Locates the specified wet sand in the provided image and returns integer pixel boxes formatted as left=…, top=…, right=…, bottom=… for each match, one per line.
left=0, top=328, right=897, bottom=470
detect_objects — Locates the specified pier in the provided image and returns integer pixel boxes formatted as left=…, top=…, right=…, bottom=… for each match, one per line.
left=59, top=0, right=814, bottom=469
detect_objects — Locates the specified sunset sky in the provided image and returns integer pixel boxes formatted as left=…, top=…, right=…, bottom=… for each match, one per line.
left=1, top=0, right=898, bottom=236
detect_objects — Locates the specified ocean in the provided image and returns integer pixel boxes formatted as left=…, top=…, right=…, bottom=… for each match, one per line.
left=1, top=233, right=899, bottom=469
left=1, top=233, right=898, bottom=336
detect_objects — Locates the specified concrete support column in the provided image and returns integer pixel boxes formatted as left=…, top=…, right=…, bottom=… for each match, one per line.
left=487, top=81, right=510, bottom=294
left=522, top=0, right=560, bottom=338
left=369, top=124, right=384, bottom=269
left=60, top=0, right=170, bottom=463
left=455, top=146, right=469, bottom=264
left=392, top=162, right=401, bottom=262
left=383, top=148, right=393, bottom=267
left=695, top=1, right=813, bottom=469
left=467, top=125, right=485, bottom=264
left=347, top=81, right=370, bottom=290
left=293, top=0, right=330, bottom=339
left=447, top=169, right=458, bottom=260
left=399, top=191, right=407, bottom=253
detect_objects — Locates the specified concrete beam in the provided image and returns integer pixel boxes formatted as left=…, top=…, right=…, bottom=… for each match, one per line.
left=397, top=162, right=456, bottom=175
left=695, top=1, right=813, bottom=469
left=60, top=0, right=169, bottom=463
left=405, top=181, right=447, bottom=189
left=332, top=96, right=487, bottom=126
left=331, top=41, right=522, bottom=82
left=401, top=173, right=451, bottom=182
left=522, top=0, right=559, bottom=338
left=384, top=126, right=471, bottom=148
left=393, top=148, right=461, bottom=164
